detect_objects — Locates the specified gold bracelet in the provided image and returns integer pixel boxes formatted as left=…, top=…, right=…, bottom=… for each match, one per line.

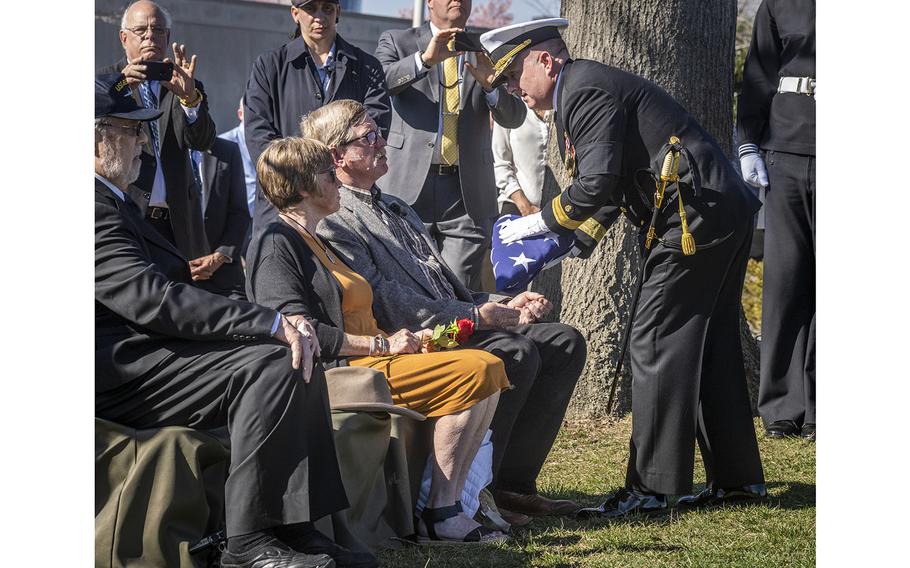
left=179, top=88, right=202, bottom=108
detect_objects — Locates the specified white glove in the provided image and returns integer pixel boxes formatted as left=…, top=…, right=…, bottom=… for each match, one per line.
left=499, top=211, right=547, bottom=244
left=739, top=150, right=769, bottom=188
left=542, top=245, right=582, bottom=271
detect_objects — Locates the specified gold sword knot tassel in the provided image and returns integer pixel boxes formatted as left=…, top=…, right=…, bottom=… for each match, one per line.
left=645, top=136, right=682, bottom=250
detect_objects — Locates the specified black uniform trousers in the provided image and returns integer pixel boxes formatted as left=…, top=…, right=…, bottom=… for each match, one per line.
left=96, top=341, right=348, bottom=537
left=626, top=222, right=765, bottom=495
left=758, top=150, right=816, bottom=427
left=465, top=322, right=587, bottom=495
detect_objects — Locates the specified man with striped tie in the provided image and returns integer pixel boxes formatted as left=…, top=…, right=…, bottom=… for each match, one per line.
left=98, top=0, right=215, bottom=263
left=375, top=0, right=526, bottom=290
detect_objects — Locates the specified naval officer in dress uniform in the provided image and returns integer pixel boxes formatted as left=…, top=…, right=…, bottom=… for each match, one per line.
left=737, top=0, right=816, bottom=442
left=480, top=19, right=767, bottom=517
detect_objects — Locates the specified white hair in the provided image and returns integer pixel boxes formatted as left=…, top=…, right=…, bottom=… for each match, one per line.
left=120, top=1, right=173, bottom=30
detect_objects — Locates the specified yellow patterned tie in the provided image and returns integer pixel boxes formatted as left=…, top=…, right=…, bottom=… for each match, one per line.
left=440, top=40, right=460, bottom=166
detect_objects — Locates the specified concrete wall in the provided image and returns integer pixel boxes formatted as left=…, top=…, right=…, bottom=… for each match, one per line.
left=96, top=0, right=410, bottom=134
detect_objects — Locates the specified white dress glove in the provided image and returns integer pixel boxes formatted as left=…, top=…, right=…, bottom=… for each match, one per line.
left=739, top=151, right=769, bottom=188
left=499, top=211, right=547, bottom=244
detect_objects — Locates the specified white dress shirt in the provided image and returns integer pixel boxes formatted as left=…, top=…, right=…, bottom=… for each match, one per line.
left=492, top=105, right=552, bottom=209
left=144, top=80, right=200, bottom=208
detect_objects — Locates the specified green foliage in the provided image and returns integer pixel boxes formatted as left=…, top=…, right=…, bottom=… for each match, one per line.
left=379, top=416, right=814, bottom=566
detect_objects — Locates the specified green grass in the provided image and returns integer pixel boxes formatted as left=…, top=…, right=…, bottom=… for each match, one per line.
left=742, top=259, right=763, bottom=336
left=378, top=417, right=815, bottom=567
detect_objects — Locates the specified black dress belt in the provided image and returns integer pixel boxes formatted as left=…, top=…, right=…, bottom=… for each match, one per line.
left=430, top=164, right=459, bottom=176
left=147, top=206, right=170, bottom=220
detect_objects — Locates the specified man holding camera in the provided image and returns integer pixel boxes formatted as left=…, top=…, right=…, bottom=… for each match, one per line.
left=375, top=0, right=526, bottom=290
left=99, top=0, right=215, bottom=265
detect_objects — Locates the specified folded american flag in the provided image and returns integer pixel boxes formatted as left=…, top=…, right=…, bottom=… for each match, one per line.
left=491, top=214, right=575, bottom=293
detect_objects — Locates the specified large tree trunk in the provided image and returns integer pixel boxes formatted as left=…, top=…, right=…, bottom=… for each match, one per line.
left=532, top=0, right=759, bottom=419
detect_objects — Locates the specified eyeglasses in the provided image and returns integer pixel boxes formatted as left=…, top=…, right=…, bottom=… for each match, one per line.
left=342, top=130, right=379, bottom=147
left=123, top=25, right=169, bottom=39
left=99, top=121, right=144, bottom=137
left=319, top=166, right=337, bottom=182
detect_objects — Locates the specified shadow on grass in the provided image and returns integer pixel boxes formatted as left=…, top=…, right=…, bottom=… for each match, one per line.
left=380, top=542, right=530, bottom=567
left=766, top=481, right=816, bottom=510
left=528, top=533, right=583, bottom=547
left=614, top=542, right=685, bottom=553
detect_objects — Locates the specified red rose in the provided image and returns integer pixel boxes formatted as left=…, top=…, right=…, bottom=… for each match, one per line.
left=454, top=318, right=475, bottom=344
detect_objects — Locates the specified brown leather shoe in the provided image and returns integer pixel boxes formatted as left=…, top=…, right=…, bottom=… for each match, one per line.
left=498, top=507, right=532, bottom=527
left=493, top=490, right=580, bottom=517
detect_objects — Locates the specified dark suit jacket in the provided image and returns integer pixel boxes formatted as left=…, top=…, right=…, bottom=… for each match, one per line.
left=545, top=59, right=762, bottom=248
left=95, top=178, right=277, bottom=394
left=374, top=24, right=526, bottom=221
left=246, top=221, right=357, bottom=368
left=197, top=138, right=250, bottom=299
left=98, top=61, right=216, bottom=260
left=244, top=34, right=391, bottom=232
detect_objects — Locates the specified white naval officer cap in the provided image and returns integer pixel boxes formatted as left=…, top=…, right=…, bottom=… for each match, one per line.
left=480, top=17, right=569, bottom=87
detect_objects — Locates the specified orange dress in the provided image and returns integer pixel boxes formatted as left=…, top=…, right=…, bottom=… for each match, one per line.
left=300, top=231, right=510, bottom=418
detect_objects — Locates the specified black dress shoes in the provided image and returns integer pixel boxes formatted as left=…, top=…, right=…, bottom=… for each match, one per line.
left=677, top=484, right=768, bottom=509
left=576, top=488, right=668, bottom=519
left=284, top=527, right=379, bottom=568
left=220, top=539, right=335, bottom=568
left=765, top=420, right=800, bottom=438
left=801, top=423, right=816, bottom=441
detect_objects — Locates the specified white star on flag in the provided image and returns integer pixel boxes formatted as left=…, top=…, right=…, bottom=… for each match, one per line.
left=509, top=252, right=536, bottom=271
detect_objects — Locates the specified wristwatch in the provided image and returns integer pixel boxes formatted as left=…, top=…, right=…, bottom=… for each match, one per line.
left=417, top=49, right=433, bottom=69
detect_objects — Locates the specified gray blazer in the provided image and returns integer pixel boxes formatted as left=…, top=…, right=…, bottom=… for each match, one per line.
left=374, top=24, right=526, bottom=221
left=318, top=187, right=508, bottom=332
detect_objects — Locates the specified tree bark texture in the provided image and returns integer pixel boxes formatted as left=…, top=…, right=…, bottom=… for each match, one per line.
left=532, top=0, right=759, bottom=419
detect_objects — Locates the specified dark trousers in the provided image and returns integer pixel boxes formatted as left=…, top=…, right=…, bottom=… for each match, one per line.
left=96, top=341, right=348, bottom=537
left=412, top=170, right=490, bottom=290
left=466, top=323, right=587, bottom=494
left=758, top=150, right=816, bottom=427
left=626, top=223, right=765, bottom=495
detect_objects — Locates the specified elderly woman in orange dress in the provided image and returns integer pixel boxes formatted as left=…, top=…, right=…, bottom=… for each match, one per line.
left=246, top=136, right=511, bottom=544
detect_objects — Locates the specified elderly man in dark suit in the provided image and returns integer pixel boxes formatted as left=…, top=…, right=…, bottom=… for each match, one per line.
left=98, top=0, right=214, bottom=263
left=244, top=0, right=390, bottom=234
left=481, top=18, right=766, bottom=518
left=95, top=74, right=377, bottom=568
left=303, top=100, right=586, bottom=522
left=190, top=138, right=251, bottom=300
left=375, top=0, right=526, bottom=290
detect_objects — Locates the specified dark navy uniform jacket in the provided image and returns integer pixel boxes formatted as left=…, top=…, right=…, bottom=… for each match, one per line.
left=243, top=34, right=391, bottom=230
left=542, top=59, right=761, bottom=251
left=737, top=0, right=815, bottom=156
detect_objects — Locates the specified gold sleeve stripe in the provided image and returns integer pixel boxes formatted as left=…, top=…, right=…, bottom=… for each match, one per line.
left=578, top=217, right=607, bottom=242
left=551, top=195, right=583, bottom=230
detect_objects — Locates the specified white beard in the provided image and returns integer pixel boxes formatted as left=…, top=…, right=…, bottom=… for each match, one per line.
left=99, top=136, right=142, bottom=187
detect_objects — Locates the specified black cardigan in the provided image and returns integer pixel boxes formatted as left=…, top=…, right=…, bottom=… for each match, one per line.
left=246, top=220, right=353, bottom=367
